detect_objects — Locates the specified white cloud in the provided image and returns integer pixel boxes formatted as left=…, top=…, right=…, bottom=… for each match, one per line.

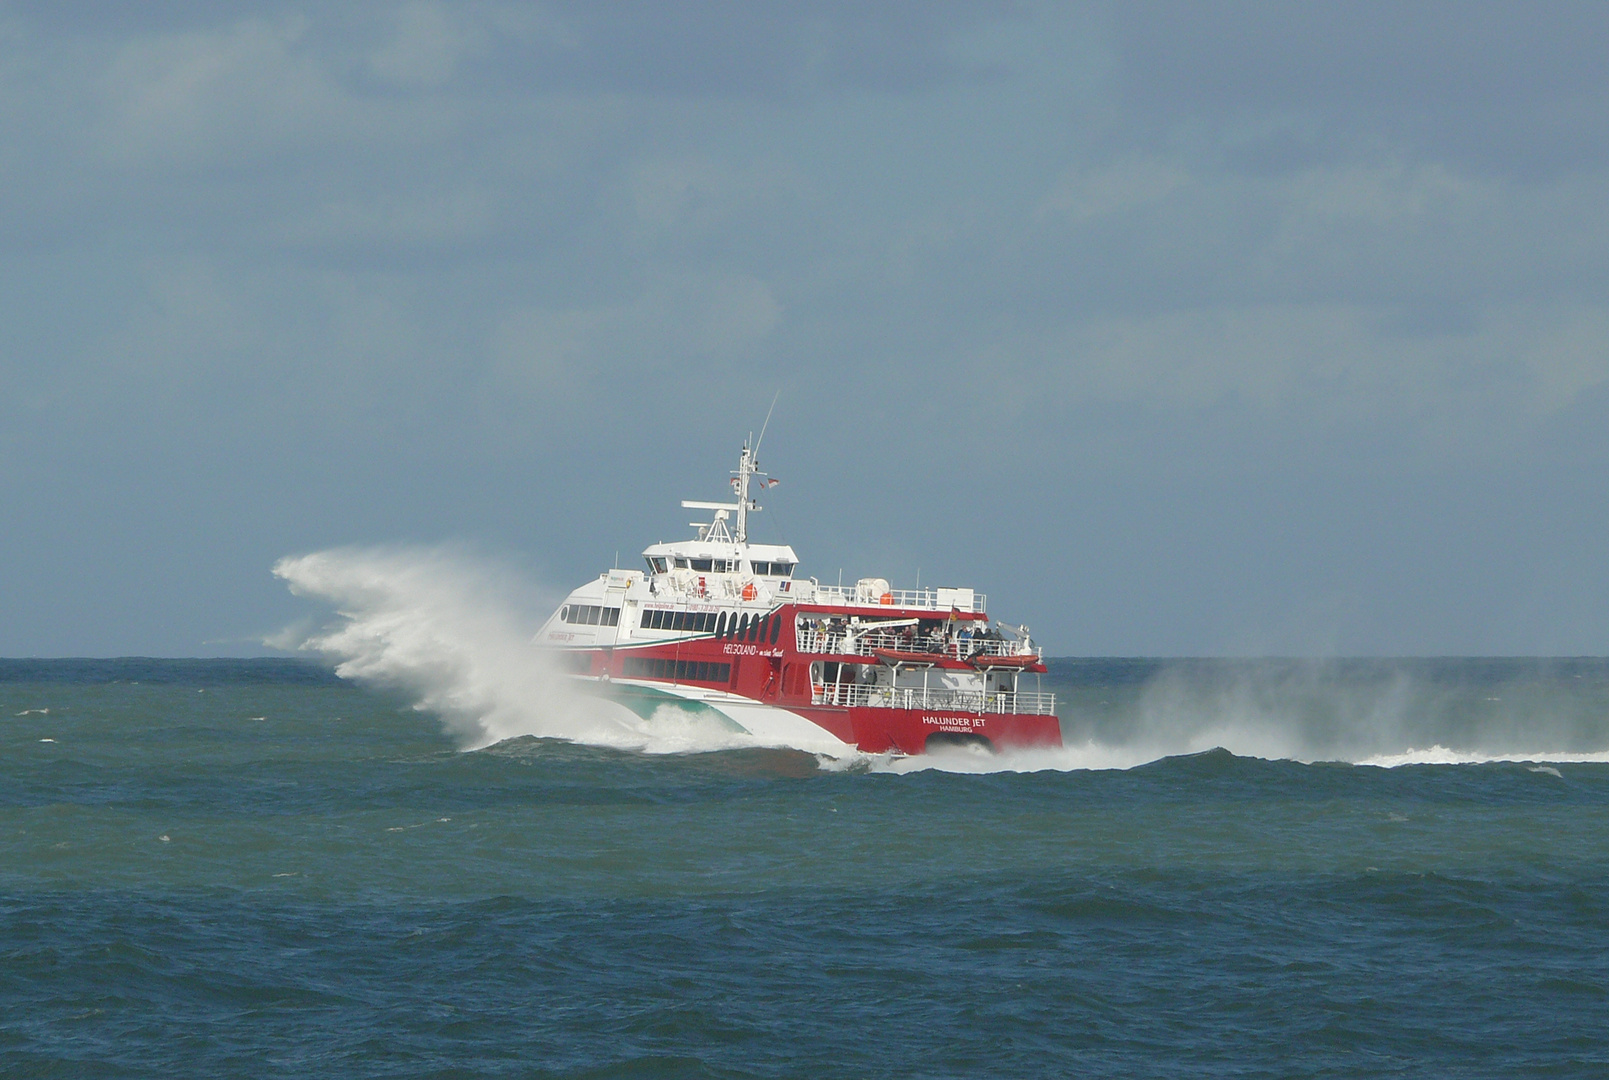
left=279, top=185, right=498, bottom=248
left=1037, top=157, right=1190, bottom=222
left=627, top=153, right=814, bottom=236
left=367, top=2, right=487, bottom=88
left=1024, top=300, right=1609, bottom=439
left=488, top=273, right=783, bottom=406
left=94, top=15, right=453, bottom=169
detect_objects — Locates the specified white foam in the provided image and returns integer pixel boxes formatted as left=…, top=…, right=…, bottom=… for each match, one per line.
left=1356, top=745, right=1609, bottom=768
left=272, top=546, right=837, bottom=756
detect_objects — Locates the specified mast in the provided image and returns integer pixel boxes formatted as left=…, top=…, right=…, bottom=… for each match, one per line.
left=735, top=441, right=754, bottom=542
left=679, top=440, right=769, bottom=546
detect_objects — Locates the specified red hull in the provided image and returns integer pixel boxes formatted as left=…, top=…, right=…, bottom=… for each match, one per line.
left=803, top=704, right=1062, bottom=755
left=559, top=601, right=1062, bottom=755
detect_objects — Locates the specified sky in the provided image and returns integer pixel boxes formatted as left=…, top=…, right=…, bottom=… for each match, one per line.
left=3, top=1, right=1608, bottom=657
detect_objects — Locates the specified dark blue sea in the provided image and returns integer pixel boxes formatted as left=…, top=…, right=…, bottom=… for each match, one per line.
left=5, top=656, right=1609, bottom=1077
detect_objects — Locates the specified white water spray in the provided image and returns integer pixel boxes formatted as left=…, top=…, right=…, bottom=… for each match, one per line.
left=272, top=546, right=768, bottom=753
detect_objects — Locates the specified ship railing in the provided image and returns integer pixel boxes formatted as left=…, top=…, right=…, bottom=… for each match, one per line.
left=794, top=628, right=1033, bottom=661
left=809, top=684, right=1057, bottom=715
left=803, top=585, right=986, bottom=612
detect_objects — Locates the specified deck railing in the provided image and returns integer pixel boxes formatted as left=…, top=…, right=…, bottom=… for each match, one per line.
left=795, top=627, right=1032, bottom=661
left=809, top=684, right=1056, bottom=715
left=801, top=585, right=986, bottom=612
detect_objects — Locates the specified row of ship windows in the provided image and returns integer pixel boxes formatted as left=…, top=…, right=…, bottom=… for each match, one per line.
left=642, top=608, right=783, bottom=644
left=562, top=604, right=783, bottom=644
left=645, top=557, right=796, bottom=576
left=560, top=604, right=621, bottom=626
left=642, top=609, right=717, bottom=632
left=622, top=658, right=732, bottom=683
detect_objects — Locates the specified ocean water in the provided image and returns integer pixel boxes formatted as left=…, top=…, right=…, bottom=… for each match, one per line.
left=5, top=656, right=1609, bottom=1078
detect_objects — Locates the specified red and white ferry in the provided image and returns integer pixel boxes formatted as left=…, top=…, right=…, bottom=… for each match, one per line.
left=537, top=442, right=1061, bottom=756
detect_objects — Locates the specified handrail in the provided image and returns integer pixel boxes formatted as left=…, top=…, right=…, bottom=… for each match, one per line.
left=801, top=584, right=986, bottom=612
left=794, top=627, right=1033, bottom=660
left=809, top=684, right=1056, bottom=715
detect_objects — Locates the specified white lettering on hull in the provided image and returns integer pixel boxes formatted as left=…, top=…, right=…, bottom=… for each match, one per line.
left=721, top=644, right=784, bottom=657
left=921, top=714, right=986, bottom=730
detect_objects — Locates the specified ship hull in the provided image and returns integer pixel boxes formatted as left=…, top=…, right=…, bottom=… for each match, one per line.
left=552, top=594, right=1063, bottom=756
left=580, top=676, right=1061, bottom=756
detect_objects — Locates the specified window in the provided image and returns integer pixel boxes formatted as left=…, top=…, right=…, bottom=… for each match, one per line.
left=770, top=615, right=782, bottom=645
left=646, top=557, right=668, bottom=574
left=561, top=604, right=619, bottom=626
left=673, top=557, right=690, bottom=569
left=717, top=611, right=728, bottom=636
left=690, top=558, right=713, bottom=572
left=641, top=609, right=716, bottom=633
left=751, top=561, right=770, bottom=576
left=623, top=657, right=732, bottom=683
left=772, top=562, right=794, bottom=577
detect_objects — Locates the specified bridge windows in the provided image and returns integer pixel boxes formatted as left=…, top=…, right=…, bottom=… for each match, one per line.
left=687, top=558, right=738, bottom=572
left=645, top=557, right=668, bottom=574
left=749, top=561, right=795, bottom=577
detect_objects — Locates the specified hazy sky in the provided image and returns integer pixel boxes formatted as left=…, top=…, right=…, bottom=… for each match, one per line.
left=4, top=1, right=1608, bottom=656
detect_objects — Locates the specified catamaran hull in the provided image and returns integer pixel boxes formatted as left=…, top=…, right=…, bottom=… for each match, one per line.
left=583, top=675, right=1063, bottom=757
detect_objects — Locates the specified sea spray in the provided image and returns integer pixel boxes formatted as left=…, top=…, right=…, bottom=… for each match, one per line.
left=1036, top=657, right=1609, bottom=772
left=272, top=546, right=760, bottom=753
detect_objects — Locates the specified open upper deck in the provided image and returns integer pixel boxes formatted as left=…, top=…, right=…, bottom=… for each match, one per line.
left=796, top=584, right=987, bottom=614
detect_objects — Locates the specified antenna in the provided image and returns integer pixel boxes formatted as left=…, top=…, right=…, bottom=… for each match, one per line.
left=753, top=388, right=782, bottom=459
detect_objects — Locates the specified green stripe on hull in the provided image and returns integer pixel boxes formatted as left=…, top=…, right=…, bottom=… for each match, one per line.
left=583, top=679, right=748, bottom=733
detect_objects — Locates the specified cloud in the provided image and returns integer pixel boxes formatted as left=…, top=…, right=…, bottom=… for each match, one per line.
left=483, top=1, right=1005, bottom=100
left=92, top=14, right=455, bottom=170
left=367, top=1, right=486, bottom=88
left=1037, top=157, right=1190, bottom=222
left=278, top=185, right=498, bottom=249
left=1109, top=0, right=1609, bottom=174
left=992, top=298, right=1609, bottom=462
left=488, top=272, right=783, bottom=404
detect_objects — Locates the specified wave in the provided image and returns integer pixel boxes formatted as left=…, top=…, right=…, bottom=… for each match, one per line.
left=272, top=547, right=1609, bottom=771
left=1355, top=746, right=1609, bottom=768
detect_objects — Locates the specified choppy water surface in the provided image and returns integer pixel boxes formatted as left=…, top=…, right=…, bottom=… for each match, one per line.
left=4, top=657, right=1609, bottom=1078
